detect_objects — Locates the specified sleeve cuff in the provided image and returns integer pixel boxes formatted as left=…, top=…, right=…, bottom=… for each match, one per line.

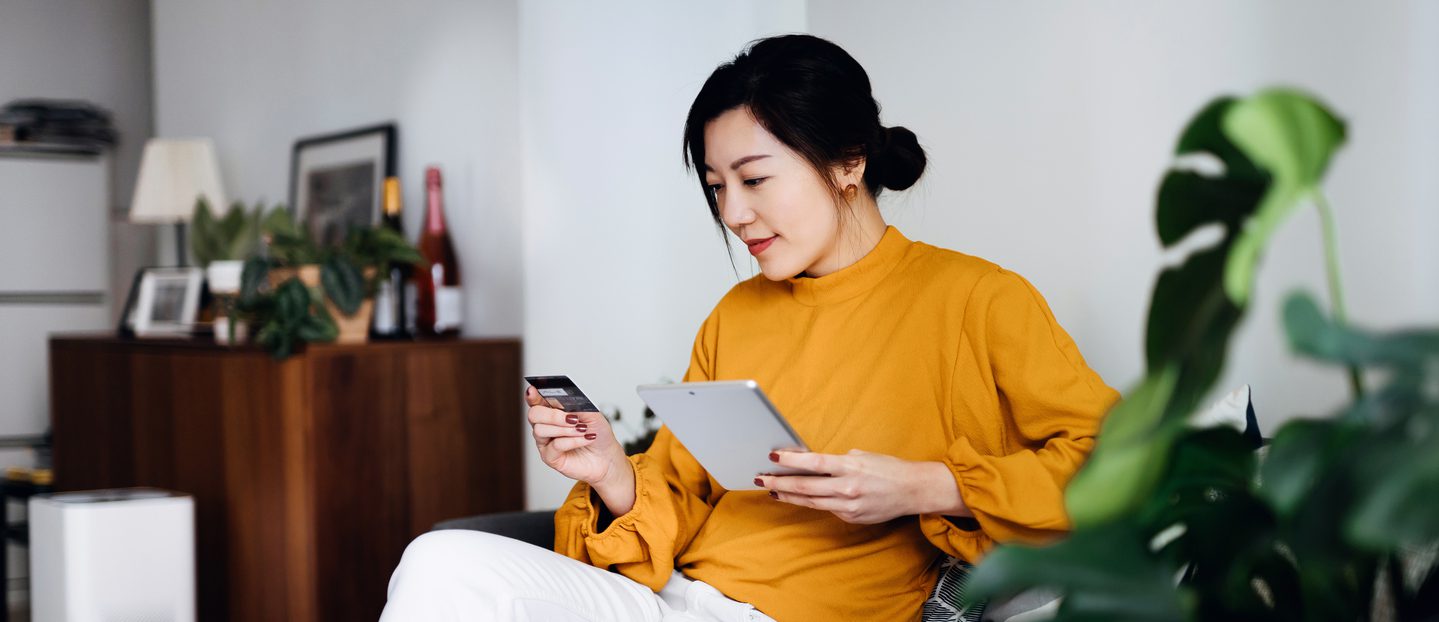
left=580, top=454, right=652, bottom=544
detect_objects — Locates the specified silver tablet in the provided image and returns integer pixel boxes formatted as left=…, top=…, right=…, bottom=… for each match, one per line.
left=636, top=380, right=820, bottom=491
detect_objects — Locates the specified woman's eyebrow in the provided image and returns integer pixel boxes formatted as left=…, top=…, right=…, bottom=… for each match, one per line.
left=704, top=154, right=772, bottom=172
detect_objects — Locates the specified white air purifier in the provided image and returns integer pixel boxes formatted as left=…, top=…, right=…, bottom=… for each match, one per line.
left=29, top=488, right=196, bottom=622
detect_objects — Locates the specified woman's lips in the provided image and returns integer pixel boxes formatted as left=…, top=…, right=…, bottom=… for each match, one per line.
left=747, top=235, right=777, bottom=256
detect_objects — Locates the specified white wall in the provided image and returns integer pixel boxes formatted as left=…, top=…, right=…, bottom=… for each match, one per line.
left=519, top=1, right=806, bottom=509
left=0, top=0, right=156, bottom=327
left=0, top=0, right=155, bottom=594
left=807, top=1, right=1439, bottom=432
left=147, top=1, right=1439, bottom=511
left=151, top=0, right=523, bottom=336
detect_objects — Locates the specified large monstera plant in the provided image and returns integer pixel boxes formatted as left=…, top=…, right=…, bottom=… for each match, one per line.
left=963, top=89, right=1439, bottom=620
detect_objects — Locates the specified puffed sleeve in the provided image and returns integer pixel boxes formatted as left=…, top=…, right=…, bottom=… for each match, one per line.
left=553, top=310, right=726, bottom=591
left=920, top=268, right=1120, bottom=562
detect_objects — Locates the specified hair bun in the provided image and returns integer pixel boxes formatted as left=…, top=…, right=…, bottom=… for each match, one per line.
left=868, top=125, right=926, bottom=192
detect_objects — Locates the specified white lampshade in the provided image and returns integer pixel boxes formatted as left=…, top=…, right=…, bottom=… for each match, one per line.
left=128, top=138, right=225, bottom=223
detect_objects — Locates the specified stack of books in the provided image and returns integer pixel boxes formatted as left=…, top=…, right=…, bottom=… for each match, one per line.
left=0, top=98, right=117, bottom=156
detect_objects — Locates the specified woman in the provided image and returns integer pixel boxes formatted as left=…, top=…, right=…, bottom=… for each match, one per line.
left=382, top=34, right=1118, bottom=621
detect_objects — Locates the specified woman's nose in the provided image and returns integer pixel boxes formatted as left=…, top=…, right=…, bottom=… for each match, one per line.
left=722, top=194, right=756, bottom=229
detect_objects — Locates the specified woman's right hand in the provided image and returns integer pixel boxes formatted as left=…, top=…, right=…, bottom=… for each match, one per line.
left=526, top=385, right=627, bottom=486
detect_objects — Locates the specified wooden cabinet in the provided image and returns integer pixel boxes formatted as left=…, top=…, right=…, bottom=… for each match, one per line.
left=48, top=336, right=525, bottom=621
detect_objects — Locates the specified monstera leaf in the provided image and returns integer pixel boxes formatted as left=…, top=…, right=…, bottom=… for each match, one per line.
left=1221, top=91, right=1347, bottom=305
left=1065, top=90, right=1350, bottom=529
left=1155, top=97, right=1268, bottom=247
left=1279, top=292, right=1439, bottom=550
left=964, top=521, right=1191, bottom=621
left=1065, top=365, right=1180, bottom=527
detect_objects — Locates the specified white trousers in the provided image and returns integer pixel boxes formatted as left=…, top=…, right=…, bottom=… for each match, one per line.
left=380, top=530, right=778, bottom=622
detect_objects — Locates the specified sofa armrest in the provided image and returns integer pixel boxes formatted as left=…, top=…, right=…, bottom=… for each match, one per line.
left=434, top=510, right=557, bottom=550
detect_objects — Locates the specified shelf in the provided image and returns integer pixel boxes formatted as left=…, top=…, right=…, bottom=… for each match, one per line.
left=0, top=292, right=104, bottom=305
left=0, top=145, right=103, bottom=160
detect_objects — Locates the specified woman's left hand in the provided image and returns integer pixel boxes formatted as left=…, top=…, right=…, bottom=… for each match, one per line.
left=758, top=449, right=958, bottom=524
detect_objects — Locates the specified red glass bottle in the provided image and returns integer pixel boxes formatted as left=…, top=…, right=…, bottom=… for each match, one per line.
left=414, top=166, right=462, bottom=337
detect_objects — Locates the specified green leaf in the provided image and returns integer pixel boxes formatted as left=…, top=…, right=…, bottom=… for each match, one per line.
left=321, top=256, right=365, bottom=315
left=342, top=225, right=422, bottom=270
left=1134, top=428, right=1293, bottom=618
left=239, top=257, right=269, bottom=303
left=1144, top=245, right=1245, bottom=412
left=273, top=278, right=311, bottom=323
left=1223, top=90, right=1347, bottom=187
left=1258, top=418, right=1356, bottom=518
left=221, top=202, right=261, bottom=260
left=262, top=207, right=322, bottom=265
left=964, top=522, right=1190, bottom=620
left=1220, top=89, right=1346, bottom=304
left=1344, top=411, right=1439, bottom=548
left=296, top=313, right=338, bottom=342
left=1283, top=291, right=1439, bottom=369
left=190, top=196, right=219, bottom=265
left=1223, top=183, right=1304, bottom=306
left=1155, top=171, right=1265, bottom=247
left=1173, top=97, right=1266, bottom=183
left=262, top=207, right=301, bottom=239
left=191, top=198, right=267, bottom=264
left=1156, top=96, right=1269, bottom=248
left=1066, top=366, right=1182, bottom=527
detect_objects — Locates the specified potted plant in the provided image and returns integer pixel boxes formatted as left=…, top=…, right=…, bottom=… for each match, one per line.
left=961, top=89, right=1438, bottom=621
left=239, top=209, right=420, bottom=358
left=190, top=197, right=263, bottom=344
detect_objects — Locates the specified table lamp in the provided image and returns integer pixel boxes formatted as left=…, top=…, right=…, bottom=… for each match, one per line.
left=129, top=138, right=225, bottom=266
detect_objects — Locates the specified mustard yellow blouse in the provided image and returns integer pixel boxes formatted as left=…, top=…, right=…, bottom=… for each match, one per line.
left=554, top=226, right=1119, bottom=620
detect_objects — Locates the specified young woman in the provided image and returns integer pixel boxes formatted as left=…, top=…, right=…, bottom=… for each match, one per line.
left=381, top=34, right=1118, bottom=621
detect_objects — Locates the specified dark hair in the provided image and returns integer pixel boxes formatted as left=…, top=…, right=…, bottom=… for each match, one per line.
left=682, top=34, right=927, bottom=240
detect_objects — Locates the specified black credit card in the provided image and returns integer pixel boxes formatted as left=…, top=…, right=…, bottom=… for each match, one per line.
left=524, top=375, right=600, bottom=413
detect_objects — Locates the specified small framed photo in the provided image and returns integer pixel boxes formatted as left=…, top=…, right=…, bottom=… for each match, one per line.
left=288, top=122, right=397, bottom=248
left=119, top=267, right=203, bottom=338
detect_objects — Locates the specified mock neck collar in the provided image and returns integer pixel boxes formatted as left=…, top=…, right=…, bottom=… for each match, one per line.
left=786, top=225, right=911, bottom=306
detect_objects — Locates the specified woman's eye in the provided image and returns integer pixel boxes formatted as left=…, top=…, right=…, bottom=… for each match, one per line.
left=743, top=177, right=767, bottom=187
left=706, top=183, right=723, bottom=194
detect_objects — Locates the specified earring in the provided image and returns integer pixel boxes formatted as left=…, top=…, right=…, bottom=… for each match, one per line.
left=843, top=184, right=858, bottom=200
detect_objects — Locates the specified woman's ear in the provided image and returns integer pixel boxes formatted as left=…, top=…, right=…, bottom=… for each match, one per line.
left=831, top=156, right=867, bottom=192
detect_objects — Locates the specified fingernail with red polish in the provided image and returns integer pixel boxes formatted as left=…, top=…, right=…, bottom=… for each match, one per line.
left=566, top=414, right=579, bottom=424
left=576, top=424, right=588, bottom=432
left=753, top=477, right=763, bottom=487
left=584, top=433, right=597, bottom=440
left=769, top=451, right=779, bottom=463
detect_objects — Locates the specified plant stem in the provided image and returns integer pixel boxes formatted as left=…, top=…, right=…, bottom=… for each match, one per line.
left=1314, top=190, right=1365, bottom=398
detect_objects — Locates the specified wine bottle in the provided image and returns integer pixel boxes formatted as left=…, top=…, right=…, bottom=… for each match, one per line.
left=371, top=176, right=410, bottom=339
left=415, top=165, right=462, bottom=337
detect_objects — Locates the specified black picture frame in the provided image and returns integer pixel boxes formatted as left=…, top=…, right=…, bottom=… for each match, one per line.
left=288, top=122, right=397, bottom=248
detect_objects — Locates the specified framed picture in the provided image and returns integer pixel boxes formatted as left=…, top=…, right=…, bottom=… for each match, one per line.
left=288, top=123, right=397, bottom=248
left=119, top=267, right=204, bottom=338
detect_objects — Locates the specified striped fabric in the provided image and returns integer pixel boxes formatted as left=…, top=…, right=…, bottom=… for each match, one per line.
left=921, top=556, right=986, bottom=622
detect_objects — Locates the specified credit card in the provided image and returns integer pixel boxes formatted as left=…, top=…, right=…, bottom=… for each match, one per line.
left=524, top=375, right=600, bottom=413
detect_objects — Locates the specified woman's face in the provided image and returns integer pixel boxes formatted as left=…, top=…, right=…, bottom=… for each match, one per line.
left=703, top=106, right=856, bottom=280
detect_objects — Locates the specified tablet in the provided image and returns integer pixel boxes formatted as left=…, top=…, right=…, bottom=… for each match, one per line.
left=635, top=380, right=821, bottom=491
